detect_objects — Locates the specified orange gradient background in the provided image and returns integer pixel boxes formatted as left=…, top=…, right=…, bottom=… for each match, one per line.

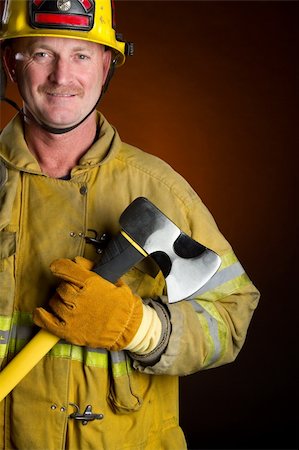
left=0, top=2, right=297, bottom=449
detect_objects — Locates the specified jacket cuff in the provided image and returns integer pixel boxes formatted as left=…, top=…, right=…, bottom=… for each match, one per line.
left=128, top=299, right=171, bottom=366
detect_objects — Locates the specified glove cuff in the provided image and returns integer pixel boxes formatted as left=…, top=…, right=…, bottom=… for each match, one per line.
left=124, top=304, right=162, bottom=354
left=110, top=290, right=143, bottom=351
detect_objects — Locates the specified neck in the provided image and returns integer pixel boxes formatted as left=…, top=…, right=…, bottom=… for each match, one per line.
left=24, top=111, right=98, bottom=178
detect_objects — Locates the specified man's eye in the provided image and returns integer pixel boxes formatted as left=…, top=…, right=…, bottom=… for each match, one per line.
left=34, top=52, right=48, bottom=58
left=32, top=52, right=51, bottom=62
left=77, top=54, right=90, bottom=60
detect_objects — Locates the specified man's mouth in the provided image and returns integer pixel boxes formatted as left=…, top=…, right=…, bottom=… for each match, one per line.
left=38, top=85, right=83, bottom=97
left=47, top=92, right=76, bottom=97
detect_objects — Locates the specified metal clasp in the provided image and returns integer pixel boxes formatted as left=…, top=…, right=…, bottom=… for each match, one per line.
left=85, top=230, right=110, bottom=254
left=69, top=404, right=104, bottom=426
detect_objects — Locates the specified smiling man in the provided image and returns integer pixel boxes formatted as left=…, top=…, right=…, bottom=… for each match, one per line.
left=4, top=36, right=111, bottom=176
left=0, top=1, right=260, bottom=449
left=12, top=37, right=111, bottom=127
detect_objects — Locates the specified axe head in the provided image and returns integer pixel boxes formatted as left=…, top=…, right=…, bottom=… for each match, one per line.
left=119, top=198, right=221, bottom=303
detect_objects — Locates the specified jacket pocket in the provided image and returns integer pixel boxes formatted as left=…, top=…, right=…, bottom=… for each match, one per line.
left=108, top=351, right=145, bottom=414
left=0, top=231, right=16, bottom=314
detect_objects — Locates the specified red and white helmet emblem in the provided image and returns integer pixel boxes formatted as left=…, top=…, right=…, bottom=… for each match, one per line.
left=29, top=0, right=95, bottom=31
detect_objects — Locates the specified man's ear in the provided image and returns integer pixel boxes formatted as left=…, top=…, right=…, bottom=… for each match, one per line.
left=2, top=45, right=17, bottom=83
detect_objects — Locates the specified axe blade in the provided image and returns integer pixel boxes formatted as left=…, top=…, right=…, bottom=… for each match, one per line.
left=119, top=198, right=221, bottom=303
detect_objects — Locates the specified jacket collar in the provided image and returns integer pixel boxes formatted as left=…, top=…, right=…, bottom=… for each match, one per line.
left=0, top=112, right=121, bottom=175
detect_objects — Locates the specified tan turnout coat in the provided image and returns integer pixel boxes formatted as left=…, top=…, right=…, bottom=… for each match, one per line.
left=0, top=113, right=260, bottom=449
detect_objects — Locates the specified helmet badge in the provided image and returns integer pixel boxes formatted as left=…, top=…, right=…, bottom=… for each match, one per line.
left=29, top=0, right=95, bottom=31
left=57, top=0, right=72, bottom=12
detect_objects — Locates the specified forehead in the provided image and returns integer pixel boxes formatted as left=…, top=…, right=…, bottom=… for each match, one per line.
left=12, top=36, right=102, bottom=52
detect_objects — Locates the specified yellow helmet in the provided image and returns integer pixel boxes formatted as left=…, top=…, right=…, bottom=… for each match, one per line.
left=0, top=0, right=133, bottom=66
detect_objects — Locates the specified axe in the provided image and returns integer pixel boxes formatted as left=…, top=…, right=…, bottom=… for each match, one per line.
left=0, top=197, right=220, bottom=402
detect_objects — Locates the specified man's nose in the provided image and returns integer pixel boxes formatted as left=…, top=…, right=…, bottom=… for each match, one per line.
left=48, top=57, right=73, bottom=84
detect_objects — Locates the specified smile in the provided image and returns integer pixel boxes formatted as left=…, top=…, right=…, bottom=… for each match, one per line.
left=47, top=93, right=76, bottom=97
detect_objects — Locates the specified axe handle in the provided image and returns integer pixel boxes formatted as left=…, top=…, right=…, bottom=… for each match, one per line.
left=93, top=231, right=146, bottom=281
left=0, top=330, right=59, bottom=402
left=0, top=230, right=147, bottom=403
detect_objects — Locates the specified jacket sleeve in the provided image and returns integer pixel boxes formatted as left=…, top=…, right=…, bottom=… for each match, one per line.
left=130, top=196, right=260, bottom=376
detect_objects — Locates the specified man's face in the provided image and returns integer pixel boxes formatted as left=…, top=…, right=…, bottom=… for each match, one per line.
left=6, top=36, right=111, bottom=129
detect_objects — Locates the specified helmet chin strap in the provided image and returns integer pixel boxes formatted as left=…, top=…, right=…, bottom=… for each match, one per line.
left=26, top=95, right=101, bottom=135
left=0, top=92, right=102, bottom=135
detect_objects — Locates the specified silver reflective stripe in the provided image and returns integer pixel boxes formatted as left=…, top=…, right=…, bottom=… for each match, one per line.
left=192, top=261, right=245, bottom=297
left=85, top=346, right=107, bottom=355
left=110, top=350, right=126, bottom=364
left=9, top=323, right=34, bottom=341
left=0, top=329, right=10, bottom=344
left=190, top=299, right=222, bottom=365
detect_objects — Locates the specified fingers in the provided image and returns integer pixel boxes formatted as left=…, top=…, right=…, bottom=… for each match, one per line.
left=50, top=258, right=92, bottom=286
left=49, top=288, right=76, bottom=318
left=33, top=307, right=64, bottom=336
left=74, top=256, right=94, bottom=271
left=34, top=287, right=77, bottom=329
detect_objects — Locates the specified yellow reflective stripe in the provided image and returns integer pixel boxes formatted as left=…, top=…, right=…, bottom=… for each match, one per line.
left=197, top=273, right=251, bottom=301
left=85, top=351, right=108, bottom=368
left=199, top=300, right=228, bottom=360
left=219, top=251, right=239, bottom=269
left=193, top=250, right=251, bottom=301
left=0, top=316, right=11, bottom=358
left=109, top=351, right=133, bottom=377
left=49, top=343, right=109, bottom=368
left=111, top=360, right=132, bottom=378
left=49, top=342, right=72, bottom=358
left=0, top=316, right=12, bottom=331
left=1, top=314, right=131, bottom=371
left=192, top=299, right=228, bottom=367
left=0, top=346, right=7, bottom=358
left=11, top=311, right=33, bottom=326
left=195, top=310, right=216, bottom=366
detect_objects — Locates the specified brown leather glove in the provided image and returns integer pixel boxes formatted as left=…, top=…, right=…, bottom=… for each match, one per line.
left=33, top=257, right=143, bottom=350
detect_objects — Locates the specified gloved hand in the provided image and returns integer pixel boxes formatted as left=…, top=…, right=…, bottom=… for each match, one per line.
left=33, top=257, right=143, bottom=350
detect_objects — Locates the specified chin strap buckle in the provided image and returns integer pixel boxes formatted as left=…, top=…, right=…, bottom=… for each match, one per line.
left=69, top=404, right=104, bottom=425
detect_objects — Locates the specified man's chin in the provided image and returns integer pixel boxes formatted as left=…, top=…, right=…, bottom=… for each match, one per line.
left=36, top=114, right=83, bottom=131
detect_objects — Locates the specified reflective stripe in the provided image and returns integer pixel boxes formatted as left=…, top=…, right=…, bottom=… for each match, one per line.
left=9, top=323, right=34, bottom=341
left=190, top=299, right=226, bottom=367
left=0, top=330, right=10, bottom=358
left=192, top=251, right=251, bottom=301
left=188, top=251, right=249, bottom=366
left=85, top=350, right=109, bottom=368
left=0, top=330, right=10, bottom=344
left=110, top=350, right=126, bottom=364
left=110, top=351, right=133, bottom=377
left=0, top=316, right=12, bottom=331
left=0, top=313, right=128, bottom=370
left=0, top=316, right=12, bottom=358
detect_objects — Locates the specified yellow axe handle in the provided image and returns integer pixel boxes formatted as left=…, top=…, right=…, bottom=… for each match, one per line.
left=0, top=329, right=59, bottom=402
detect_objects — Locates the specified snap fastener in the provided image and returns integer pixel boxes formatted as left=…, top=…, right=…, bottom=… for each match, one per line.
left=60, top=406, right=66, bottom=412
left=51, top=404, right=57, bottom=410
left=70, top=232, right=76, bottom=237
left=80, top=185, right=88, bottom=195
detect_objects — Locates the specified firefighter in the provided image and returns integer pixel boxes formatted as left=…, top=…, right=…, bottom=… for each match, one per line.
left=0, top=1, right=260, bottom=448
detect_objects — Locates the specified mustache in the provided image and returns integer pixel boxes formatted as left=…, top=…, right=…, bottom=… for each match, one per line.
left=38, top=85, right=84, bottom=96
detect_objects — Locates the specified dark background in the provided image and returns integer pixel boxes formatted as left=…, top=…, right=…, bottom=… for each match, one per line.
left=1, top=1, right=297, bottom=449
